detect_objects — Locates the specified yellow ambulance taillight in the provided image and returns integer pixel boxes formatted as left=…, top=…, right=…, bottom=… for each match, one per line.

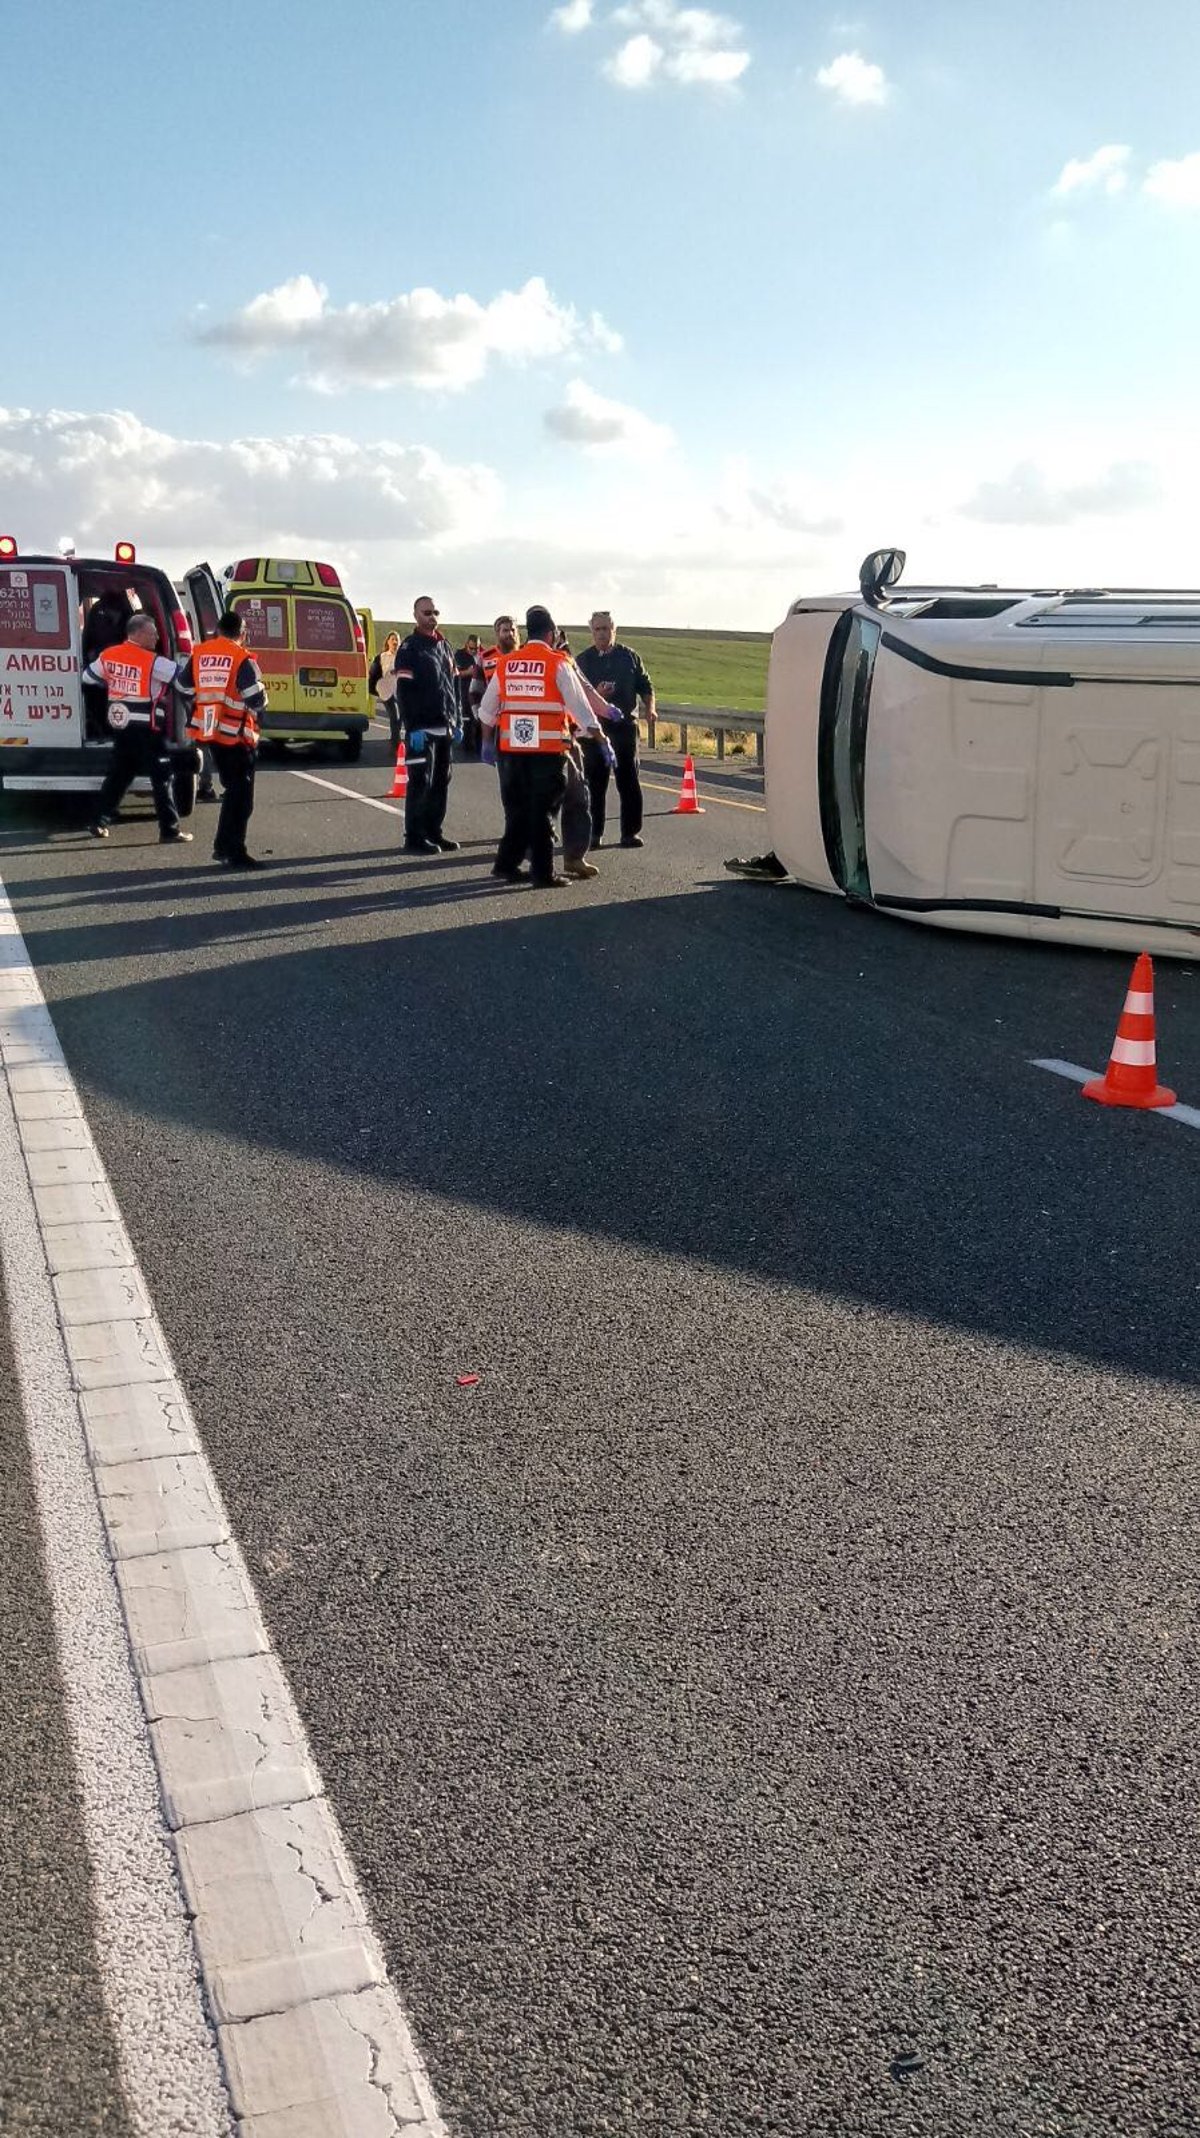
left=115, top=540, right=136, bottom=565
left=0, top=535, right=17, bottom=560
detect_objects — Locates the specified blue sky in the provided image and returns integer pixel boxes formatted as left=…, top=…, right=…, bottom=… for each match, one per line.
left=3, top=0, right=1199, bottom=623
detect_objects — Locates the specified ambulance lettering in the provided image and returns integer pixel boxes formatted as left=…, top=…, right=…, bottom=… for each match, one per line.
left=4, top=652, right=78, bottom=674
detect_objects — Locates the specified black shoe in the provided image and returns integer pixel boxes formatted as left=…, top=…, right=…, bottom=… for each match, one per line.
left=197, top=786, right=219, bottom=804
left=89, top=821, right=110, bottom=839
left=160, top=829, right=194, bottom=843
left=403, top=838, right=440, bottom=855
left=531, top=873, right=568, bottom=889
left=225, top=853, right=265, bottom=870
left=491, top=866, right=529, bottom=883
left=431, top=835, right=461, bottom=852
left=589, top=838, right=604, bottom=851
left=619, top=834, right=644, bottom=848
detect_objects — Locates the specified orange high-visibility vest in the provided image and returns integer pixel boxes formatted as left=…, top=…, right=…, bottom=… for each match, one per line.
left=97, top=641, right=159, bottom=731
left=186, top=637, right=260, bottom=747
left=495, top=642, right=573, bottom=755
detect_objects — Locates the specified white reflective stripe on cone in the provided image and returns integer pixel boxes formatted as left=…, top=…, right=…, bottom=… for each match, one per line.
left=1124, top=992, right=1155, bottom=1015
left=1111, top=1038, right=1157, bottom=1066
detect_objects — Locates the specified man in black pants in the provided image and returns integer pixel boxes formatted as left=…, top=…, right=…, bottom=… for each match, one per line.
left=477, top=605, right=606, bottom=887
left=393, top=596, right=460, bottom=854
left=84, top=613, right=191, bottom=845
left=176, top=609, right=268, bottom=869
left=576, top=609, right=655, bottom=848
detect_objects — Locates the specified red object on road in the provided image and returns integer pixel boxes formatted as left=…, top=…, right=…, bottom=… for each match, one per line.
left=1083, top=952, right=1177, bottom=1110
left=670, top=755, right=704, bottom=815
left=455, top=1374, right=480, bottom=1387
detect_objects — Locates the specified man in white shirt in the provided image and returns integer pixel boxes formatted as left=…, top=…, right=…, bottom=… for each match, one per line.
left=83, top=612, right=191, bottom=844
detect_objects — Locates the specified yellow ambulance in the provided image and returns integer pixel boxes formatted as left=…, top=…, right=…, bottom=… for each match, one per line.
left=182, top=557, right=370, bottom=760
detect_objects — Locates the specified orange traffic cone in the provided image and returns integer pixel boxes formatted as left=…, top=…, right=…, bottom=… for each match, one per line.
left=387, top=738, right=408, bottom=800
left=671, top=754, right=705, bottom=815
left=1083, top=953, right=1176, bottom=1110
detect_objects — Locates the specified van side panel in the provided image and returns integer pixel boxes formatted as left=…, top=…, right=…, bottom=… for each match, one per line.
left=765, top=608, right=842, bottom=891
left=1035, top=682, right=1200, bottom=923
left=864, top=653, right=1039, bottom=908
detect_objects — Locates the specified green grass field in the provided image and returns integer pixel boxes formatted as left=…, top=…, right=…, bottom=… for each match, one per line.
left=374, top=621, right=770, bottom=714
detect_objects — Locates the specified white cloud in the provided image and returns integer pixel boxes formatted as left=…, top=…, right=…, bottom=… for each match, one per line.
left=543, top=379, right=674, bottom=455
left=716, top=457, right=844, bottom=537
left=1143, top=150, right=1200, bottom=208
left=815, top=50, right=889, bottom=107
left=668, top=44, right=748, bottom=84
left=603, top=1, right=748, bottom=89
left=194, top=274, right=622, bottom=394
left=549, top=0, right=592, bottom=27
left=1051, top=144, right=1131, bottom=198
left=959, top=459, right=1160, bottom=527
left=0, top=406, right=500, bottom=553
left=606, top=32, right=663, bottom=86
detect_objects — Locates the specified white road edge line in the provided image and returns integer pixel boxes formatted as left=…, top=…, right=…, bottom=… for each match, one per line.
left=289, top=769, right=404, bottom=817
left=0, top=880, right=449, bottom=2138
left=1031, top=1057, right=1200, bottom=1130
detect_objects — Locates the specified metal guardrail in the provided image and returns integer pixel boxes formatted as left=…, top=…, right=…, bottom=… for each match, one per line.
left=646, top=704, right=765, bottom=767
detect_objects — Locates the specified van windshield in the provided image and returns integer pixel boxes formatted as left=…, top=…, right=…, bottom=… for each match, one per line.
left=295, top=599, right=353, bottom=654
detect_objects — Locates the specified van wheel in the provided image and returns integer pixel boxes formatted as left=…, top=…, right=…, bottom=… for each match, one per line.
left=339, top=731, right=363, bottom=763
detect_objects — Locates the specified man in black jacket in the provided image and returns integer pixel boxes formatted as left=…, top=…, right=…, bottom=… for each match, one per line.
left=575, top=610, right=655, bottom=848
left=393, top=597, right=460, bottom=853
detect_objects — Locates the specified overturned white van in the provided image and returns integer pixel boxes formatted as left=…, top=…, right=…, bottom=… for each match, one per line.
left=765, top=549, right=1200, bottom=958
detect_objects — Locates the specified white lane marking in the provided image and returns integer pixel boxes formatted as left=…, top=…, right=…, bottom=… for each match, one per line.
left=1031, top=1057, right=1200, bottom=1129
left=288, top=769, right=404, bottom=817
left=0, top=878, right=449, bottom=2138
left=292, top=762, right=767, bottom=821
left=641, top=777, right=766, bottom=814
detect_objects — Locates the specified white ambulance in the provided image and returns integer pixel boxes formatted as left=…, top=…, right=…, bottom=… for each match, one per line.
left=0, top=536, right=198, bottom=807
left=766, top=548, right=1200, bottom=959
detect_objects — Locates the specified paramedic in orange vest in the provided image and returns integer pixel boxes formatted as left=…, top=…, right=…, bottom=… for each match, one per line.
left=84, top=612, right=191, bottom=844
left=469, top=613, right=519, bottom=762
left=177, top=609, right=269, bottom=870
left=477, top=604, right=606, bottom=887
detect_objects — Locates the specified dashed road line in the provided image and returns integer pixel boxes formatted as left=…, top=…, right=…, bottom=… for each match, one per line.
left=0, top=878, right=449, bottom=2137
left=1031, top=1056, right=1200, bottom=1128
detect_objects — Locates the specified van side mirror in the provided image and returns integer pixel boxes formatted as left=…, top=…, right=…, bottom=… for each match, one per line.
left=859, top=548, right=906, bottom=607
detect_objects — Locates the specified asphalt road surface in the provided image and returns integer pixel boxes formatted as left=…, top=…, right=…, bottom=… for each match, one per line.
left=2, top=736, right=1198, bottom=2136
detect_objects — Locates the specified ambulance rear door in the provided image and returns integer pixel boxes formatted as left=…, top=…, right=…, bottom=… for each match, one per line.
left=0, top=562, right=82, bottom=760
left=182, top=564, right=223, bottom=640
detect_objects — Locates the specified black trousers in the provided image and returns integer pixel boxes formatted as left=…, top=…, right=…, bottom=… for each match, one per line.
left=94, top=725, right=179, bottom=834
left=405, top=731, right=452, bottom=845
left=496, top=754, right=567, bottom=882
left=210, top=742, right=257, bottom=859
left=562, top=744, right=593, bottom=862
left=584, top=720, right=642, bottom=842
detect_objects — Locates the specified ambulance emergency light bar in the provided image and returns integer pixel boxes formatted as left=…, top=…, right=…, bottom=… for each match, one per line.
left=0, top=537, right=136, bottom=563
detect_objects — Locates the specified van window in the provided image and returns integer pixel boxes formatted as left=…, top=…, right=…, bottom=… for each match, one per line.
left=0, top=568, right=70, bottom=649
left=234, top=597, right=288, bottom=650
left=295, top=598, right=353, bottom=654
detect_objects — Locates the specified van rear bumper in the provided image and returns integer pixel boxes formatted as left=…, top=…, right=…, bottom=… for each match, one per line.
left=260, top=711, right=369, bottom=741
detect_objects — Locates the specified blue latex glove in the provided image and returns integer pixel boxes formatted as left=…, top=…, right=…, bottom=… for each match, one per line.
left=604, top=740, right=618, bottom=771
left=481, top=733, right=497, bottom=765
left=407, top=729, right=426, bottom=754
